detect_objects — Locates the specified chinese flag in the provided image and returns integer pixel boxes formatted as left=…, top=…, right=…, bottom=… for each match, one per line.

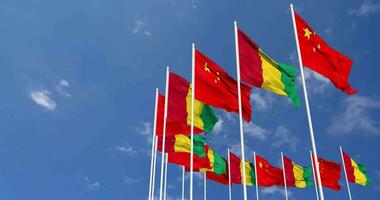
left=294, top=12, right=357, bottom=95
left=255, top=155, right=284, bottom=187
left=195, top=49, right=252, bottom=122
left=313, top=156, right=341, bottom=190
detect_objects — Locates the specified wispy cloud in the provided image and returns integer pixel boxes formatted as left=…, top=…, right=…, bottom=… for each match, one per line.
left=324, top=27, right=333, bottom=39
left=244, top=122, right=269, bottom=140
left=124, top=176, right=141, bottom=184
left=212, top=118, right=224, bottom=134
left=328, top=95, right=380, bottom=135
left=136, top=122, right=153, bottom=143
left=349, top=1, right=380, bottom=16
left=300, top=68, right=330, bottom=94
left=56, top=79, right=71, bottom=97
left=251, top=90, right=275, bottom=111
left=29, top=89, right=57, bottom=111
left=272, top=126, right=298, bottom=152
left=83, top=176, right=100, bottom=191
left=132, top=20, right=151, bottom=36
left=113, top=143, right=137, bottom=157
left=261, top=187, right=292, bottom=198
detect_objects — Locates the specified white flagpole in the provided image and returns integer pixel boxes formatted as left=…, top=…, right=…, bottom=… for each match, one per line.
left=204, top=172, right=207, bottom=200
left=164, top=153, right=168, bottom=200
left=281, top=152, right=289, bottom=200
left=310, top=151, right=320, bottom=200
left=190, top=43, right=195, bottom=200
left=159, top=67, right=170, bottom=200
left=340, top=146, right=353, bottom=200
left=182, top=166, right=185, bottom=200
left=148, top=89, right=159, bottom=200
left=233, top=20, right=248, bottom=200
left=253, top=152, right=259, bottom=200
left=152, top=136, right=159, bottom=200
left=228, top=148, right=232, bottom=200
left=290, top=4, right=325, bottom=200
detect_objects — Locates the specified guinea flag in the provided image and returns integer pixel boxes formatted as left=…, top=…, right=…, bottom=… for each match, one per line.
left=294, top=12, right=357, bottom=95
left=342, top=151, right=372, bottom=186
left=202, top=145, right=227, bottom=175
left=155, top=72, right=219, bottom=136
left=237, top=28, right=300, bottom=107
left=255, top=154, right=284, bottom=187
left=313, top=156, right=341, bottom=190
left=283, top=155, right=312, bottom=188
left=157, top=134, right=206, bottom=156
left=195, top=49, right=252, bottom=122
left=229, top=152, right=256, bottom=186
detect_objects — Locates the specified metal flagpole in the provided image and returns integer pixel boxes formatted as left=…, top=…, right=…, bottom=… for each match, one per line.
left=190, top=43, right=195, bottom=200
left=152, top=136, right=159, bottom=200
left=233, top=20, right=248, bottom=200
left=159, top=67, right=170, bottom=200
left=340, top=146, right=353, bottom=200
left=164, top=153, right=168, bottom=200
left=204, top=172, right=207, bottom=200
left=281, top=152, right=289, bottom=200
left=182, top=166, right=185, bottom=200
left=290, top=4, right=325, bottom=200
left=148, top=89, right=159, bottom=200
left=228, top=148, right=232, bottom=200
left=310, top=151, right=320, bottom=200
left=253, top=152, right=259, bottom=200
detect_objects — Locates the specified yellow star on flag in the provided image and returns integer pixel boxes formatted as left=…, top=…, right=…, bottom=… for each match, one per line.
left=304, top=28, right=312, bottom=40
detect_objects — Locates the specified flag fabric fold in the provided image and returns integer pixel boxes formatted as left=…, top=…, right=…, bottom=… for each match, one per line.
left=255, top=155, right=284, bottom=187
left=342, top=151, right=372, bottom=186
left=237, top=28, right=300, bottom=107
left=283, top=155, right=312, bottom=188
left=195, top=49, right=252, bottom=122
left=313, top=156, right=342, bottom=190
left=294, top=12, right=357, bottom=95
left=229, top=152, right=256, bottom=186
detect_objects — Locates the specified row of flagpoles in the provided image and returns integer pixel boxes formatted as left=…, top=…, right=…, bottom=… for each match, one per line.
left=146, top=4, right=366, bottom=200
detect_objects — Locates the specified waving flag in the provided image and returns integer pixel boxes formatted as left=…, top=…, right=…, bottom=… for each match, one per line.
left=255, top=155, right=284, bottom=187
left=283, top=155, right=312, bottom=188
left=294, top=12, right=357, bottom=94
left=313, top=156, right=342, bottom=190
left=195, top=49, right=252, bottom=122
left=342, top=151, right=372, bottom=186
left=237, top=28, right=300, bottom=107
left=229, top=152, right=256, bottom=186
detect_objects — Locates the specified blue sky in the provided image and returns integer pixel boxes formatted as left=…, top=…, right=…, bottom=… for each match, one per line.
left=0, top=0, right=380, bottom=199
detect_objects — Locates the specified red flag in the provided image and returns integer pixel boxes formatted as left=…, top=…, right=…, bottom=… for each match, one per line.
left=313, top=156, right=341, bottom=190
left=206, top=171, right=229, bottom=185
left=195, top=49, right=252, bottom=122
left=168, top=152, right=211, bottom=170
left=294, top=12, right=357, bottom=95
left=255, top=155, right=284, bottom=187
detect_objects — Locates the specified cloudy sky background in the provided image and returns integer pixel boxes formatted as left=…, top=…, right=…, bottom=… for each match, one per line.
left=0, top=0, right=379, bottom=199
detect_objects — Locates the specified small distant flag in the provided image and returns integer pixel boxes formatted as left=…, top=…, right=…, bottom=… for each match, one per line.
left=283, top=155, right=312, bottom=188
left=229, top=152, right=256, bottom=186
left=255, top=154, right=284, bottom=187
left=195, top=49, right=252, bottom=122
left=313, top=156, right=342, bottom=190
left=342, top=151, right=372, bottom=186
left=294, top=12, right=357, bottom=95
left=237, top=28, right=300, bottom=107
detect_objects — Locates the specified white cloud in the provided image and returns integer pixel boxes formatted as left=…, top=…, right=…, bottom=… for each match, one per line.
left=212, top=118, right=223, bottom=134
left=300, top=68, right=330, bottom=94
left=251, top=90, right=275, bottom=111
left=136, top=122, right=153, bottom=143
left=244, top=122, right=269, bottom=140
left=324, top=27, right=333, bottom=39
left=56, top=79, right=71, bottom=97
left=272, top=126, right=298, bottom=152
left=29, top=89, right=57, bottom=111
left=328, top=95, right=380, bottom=135
left=132, top=20, right=151, bottom=36
left=124, top=176, right=140, bottom=184
left=349, top=1, right=380, bottom=16
left=114, top=143, right=137, bottom=157
left=261, top=187, right=292, bottom=198
left=83, top=176, right=100, bottom=191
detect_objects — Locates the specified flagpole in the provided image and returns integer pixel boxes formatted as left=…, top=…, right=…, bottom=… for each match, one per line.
left=290, top=4, right=325, bottom=200
left=159, top=67, right=170, bottom=200
left=233, top=20, right=248, bottom=200
left=182, top=166, right=185, bottom=200
left=310, top=151, right=320, bottom=200
left=281, top=152, right=289, bottom=200
left=152, top=136, right=159, bottom=200
left=148, top=89, right=159, bottom=200
left=164, top=153, right=168, bottom=200
left=253, top=151, right=259, bottom=200
left=340, top=146, right=353, bottom=200
left=228, top=148, right=232, bottom=200
left=190, top=42, right=195, bottom=200
left=204, top=172, right=207, bottom=200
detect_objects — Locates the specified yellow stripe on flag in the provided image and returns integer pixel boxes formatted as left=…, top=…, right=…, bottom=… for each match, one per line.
left=292, top=162, right=307, bottom=188
left=186, top=85, right=205, bottom=129
left=174, top=134, right=191, bottom=153
left=351, top=159, right=367, bottom=186
left=259, top=49, right=287, bottom=96
left=240, top=160, right=253, bottom=186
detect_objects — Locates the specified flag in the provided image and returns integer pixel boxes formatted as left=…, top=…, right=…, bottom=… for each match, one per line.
left=283, top=155, right=312, bottom=188
left=342, top=151, right=372, bottom=186
left=229, top=152, right=256, bottom=186
left=313, top=156, right=341, bottom=190
left=255, top=155, right=284, bottom=187
left=157, top=134, right=206, bottom=156
left=156, top=72, right=219, bottom=136
left=294, top=12, right=357, bottom=94
left=237, top=28, right=300, bottom=107
left=195, top=49, right=252, bottom=122
left=202, top=145, right=227, bottom=175
left=206, top=171, right=229, bottom=185
left=168, top=151, right=211, bottom=171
